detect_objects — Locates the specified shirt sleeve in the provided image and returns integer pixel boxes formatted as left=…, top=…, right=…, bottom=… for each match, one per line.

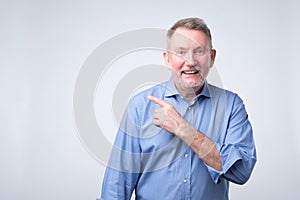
left=206, top=94, right=257, bottom=184
left=99, top=97, right=142, bottom=200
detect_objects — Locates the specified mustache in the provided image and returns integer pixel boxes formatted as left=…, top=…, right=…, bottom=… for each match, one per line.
left=181, top=65, right=201, bottom=72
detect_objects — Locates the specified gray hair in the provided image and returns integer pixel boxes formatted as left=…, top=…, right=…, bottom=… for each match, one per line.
left=167, top=17, right=213, bottom=48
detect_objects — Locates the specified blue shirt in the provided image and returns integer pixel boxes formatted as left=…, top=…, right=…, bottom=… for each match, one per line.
left=99, top=79, right=257, bottom=200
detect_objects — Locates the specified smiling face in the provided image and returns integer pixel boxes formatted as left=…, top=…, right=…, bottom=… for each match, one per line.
left=164, top=27, right=216, bottom=96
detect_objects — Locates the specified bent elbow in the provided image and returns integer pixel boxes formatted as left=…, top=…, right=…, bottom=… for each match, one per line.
left=224, top=158, right=256, bottom=185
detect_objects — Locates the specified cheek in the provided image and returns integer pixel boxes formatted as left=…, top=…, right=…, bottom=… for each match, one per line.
left=198, top=57, right=212, bottom=70
left=170, top=57, right=185, bottom=70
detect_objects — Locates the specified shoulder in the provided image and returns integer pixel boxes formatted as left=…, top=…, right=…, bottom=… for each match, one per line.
left=126, top=81, right=168, bottom=109
left=207, top=83, right=236, bottom=98
left=130, top=81, right=169, bottom=102
left=207, top=83, right=244, bottom=106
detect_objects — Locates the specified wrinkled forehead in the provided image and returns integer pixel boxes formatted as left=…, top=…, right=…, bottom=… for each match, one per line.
left=168, top=28, right=210, bottom=50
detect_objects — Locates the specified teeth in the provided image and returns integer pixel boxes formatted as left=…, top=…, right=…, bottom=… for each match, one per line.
left=183, top=70, right=198, bottom=74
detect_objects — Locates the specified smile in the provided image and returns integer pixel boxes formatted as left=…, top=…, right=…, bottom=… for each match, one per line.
left=182, top=70, right=199, bottom=75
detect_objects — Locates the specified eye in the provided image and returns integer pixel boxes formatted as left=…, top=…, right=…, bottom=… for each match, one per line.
left=176, top=50, right=186, bottom=56
left=194, top=48, right=206, bottom=56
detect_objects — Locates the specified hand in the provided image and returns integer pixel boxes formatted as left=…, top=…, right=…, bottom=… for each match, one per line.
left=148, top=96, right=222, bottom=171
left=147, top=96, right=184, bottom=135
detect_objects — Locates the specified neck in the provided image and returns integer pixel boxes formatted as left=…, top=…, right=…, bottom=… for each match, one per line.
left=177, top=85, right=203, bottom=103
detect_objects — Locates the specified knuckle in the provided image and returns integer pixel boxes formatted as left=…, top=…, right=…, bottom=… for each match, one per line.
left=165, top=105, right=171, bottom=110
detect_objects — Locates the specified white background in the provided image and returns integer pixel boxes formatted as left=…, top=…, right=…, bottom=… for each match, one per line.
left=1, top=0, right=299, bottom=199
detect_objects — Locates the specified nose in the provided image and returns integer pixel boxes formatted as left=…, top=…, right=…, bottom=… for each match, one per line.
left=184, top=51, right=197, bottom=66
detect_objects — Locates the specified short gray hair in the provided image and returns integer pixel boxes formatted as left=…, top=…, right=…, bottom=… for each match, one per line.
left=167, top=17, right=213, bottom=48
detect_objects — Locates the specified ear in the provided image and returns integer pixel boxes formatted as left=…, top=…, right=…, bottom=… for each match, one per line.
left=210, top=49, right=217, bottom=68
left=163, top=51, right=171, bottom=69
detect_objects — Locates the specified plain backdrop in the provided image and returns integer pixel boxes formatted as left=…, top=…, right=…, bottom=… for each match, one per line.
left=1, top=0, right=299, bottom=199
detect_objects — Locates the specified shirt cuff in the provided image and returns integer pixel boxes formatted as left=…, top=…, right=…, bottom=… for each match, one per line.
left=205, top=143, right=243, bottom=184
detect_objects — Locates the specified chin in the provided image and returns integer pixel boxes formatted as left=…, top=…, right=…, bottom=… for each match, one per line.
left=180, top=81, right=203, bottom=89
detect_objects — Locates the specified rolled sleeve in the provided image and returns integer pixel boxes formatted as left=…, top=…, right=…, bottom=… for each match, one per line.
left=206, top=94, right=257, bottom=184
left=206, top=137, right=257, bottom=185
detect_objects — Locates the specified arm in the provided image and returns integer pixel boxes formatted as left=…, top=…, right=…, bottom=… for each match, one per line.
left=100, top=98, right=142, bottom=199
left=213, top=94, right=257, bottom=184
left=147, top=96, right=222, bottom=171
left=177, top=121, right=223, bottom=171
left=147, top=95, right=257, bottom=184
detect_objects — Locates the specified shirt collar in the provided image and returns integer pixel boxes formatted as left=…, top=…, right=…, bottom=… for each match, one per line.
left=164, top=78, right=212, bottom=99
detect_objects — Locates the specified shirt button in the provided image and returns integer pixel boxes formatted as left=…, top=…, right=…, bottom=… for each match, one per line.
left=188, top=107, right=191, bottom=110
left=185, top=153, right=189, bottom=158
left=183, top=179, right=188, bottom=183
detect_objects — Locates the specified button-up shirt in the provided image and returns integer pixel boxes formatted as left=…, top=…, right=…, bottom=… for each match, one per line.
left=99, top=79, right=257, bottom=200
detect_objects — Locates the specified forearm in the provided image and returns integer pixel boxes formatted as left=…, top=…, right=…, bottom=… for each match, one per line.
left=147, top=95, right=223, bottom=171
left=177, top=120, right=223, bottom=171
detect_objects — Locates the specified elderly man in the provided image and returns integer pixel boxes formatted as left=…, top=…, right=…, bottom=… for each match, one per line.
left=99, top=17, right=257, bottom=200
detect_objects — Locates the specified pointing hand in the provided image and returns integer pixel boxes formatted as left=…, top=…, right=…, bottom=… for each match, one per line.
left=147, top=95, right=184, bottom=135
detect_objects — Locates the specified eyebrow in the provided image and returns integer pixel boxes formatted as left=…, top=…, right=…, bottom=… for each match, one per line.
left=174, top=47, right=188, bottom=50
left=173, top=46, right=207, bottom=51
left=194, top=46, right=207, bottom=51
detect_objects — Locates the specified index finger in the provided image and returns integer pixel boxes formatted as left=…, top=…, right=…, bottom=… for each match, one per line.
left=147, top=96, right=169, bottom=108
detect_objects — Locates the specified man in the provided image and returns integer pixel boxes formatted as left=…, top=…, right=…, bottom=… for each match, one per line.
left=99, top=17, right=257, bottom=200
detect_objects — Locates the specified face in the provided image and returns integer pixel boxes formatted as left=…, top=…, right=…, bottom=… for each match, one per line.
left=164, top=27, right=216, bottom=95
